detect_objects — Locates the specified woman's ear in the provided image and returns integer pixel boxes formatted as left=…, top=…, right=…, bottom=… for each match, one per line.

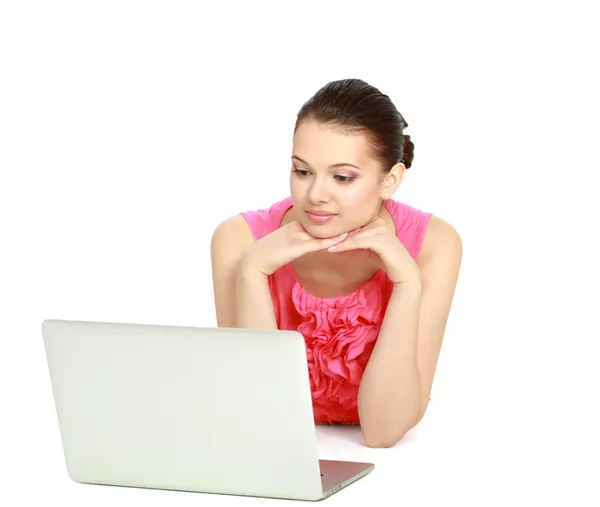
left=381, top=163, right=405, bottom=199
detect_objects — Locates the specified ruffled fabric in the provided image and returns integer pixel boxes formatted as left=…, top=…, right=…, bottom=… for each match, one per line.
left=291, top=270, right=387, bottom=424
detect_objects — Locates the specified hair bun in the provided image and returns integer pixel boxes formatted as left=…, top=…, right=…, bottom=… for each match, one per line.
left=402, top=134, right=414, bottom=169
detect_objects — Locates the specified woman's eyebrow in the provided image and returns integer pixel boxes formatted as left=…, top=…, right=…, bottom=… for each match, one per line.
left=292, top=155, right=361, bottom=171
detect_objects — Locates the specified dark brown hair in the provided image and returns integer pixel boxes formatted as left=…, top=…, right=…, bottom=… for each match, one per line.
left=294, top=78, right=414, bottom=171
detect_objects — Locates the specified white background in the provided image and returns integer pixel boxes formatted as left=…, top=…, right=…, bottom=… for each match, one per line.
left=2, top=1, right=599, bottom=505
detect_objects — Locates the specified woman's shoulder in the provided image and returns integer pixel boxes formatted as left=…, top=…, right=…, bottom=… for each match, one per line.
left=384, top=198, right=432, bottom=224
left=384, top=198, right=433, bottom=260
left=239, top=196, right=293, bottom=240
left=212, top=195, right=291, bottom=249
left=416, top=213, right=462, bottom=268
left=385, top=198, right=461, bottom=264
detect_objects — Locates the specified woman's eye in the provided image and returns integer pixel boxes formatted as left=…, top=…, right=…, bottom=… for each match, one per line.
left=293, top=168, right=354, bottom=183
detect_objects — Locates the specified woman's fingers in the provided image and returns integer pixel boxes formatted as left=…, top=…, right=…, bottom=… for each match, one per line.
left=327, top=228, right=378, bottom=252
left=301, top=224, right=370, bottom=255
left=324, top=231, right=348, bottom=245
left=303, top=231, right=348, bottom=253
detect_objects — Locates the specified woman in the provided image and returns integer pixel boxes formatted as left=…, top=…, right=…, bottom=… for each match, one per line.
left=210, top=78, right=463, bottom=448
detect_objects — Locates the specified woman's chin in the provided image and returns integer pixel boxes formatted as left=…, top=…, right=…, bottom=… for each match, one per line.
left=304, top=223, right=344, bottom=239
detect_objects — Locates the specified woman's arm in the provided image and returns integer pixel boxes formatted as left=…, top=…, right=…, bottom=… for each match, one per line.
left=358, top=281, right=423, bottom=447
left=210, top=214, right=277, bottom=330
left=358, top=217, right=463, bottom=447
left=234, top=262, right=277, bottom=330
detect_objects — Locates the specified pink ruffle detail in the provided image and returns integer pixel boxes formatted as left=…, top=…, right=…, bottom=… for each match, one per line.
left=291, top=271, right=385, bottom=424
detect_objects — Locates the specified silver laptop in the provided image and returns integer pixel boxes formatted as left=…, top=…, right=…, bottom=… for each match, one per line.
left=41, top=319, right=374, bottom=501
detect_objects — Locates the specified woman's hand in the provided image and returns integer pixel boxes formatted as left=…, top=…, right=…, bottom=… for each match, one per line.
left=327, top=217, right=421, bottom=286
left=240, top=220, right=349, bottom=276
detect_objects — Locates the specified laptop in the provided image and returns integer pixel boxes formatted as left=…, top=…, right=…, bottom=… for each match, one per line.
left=41, top=319, right=374, bottom=501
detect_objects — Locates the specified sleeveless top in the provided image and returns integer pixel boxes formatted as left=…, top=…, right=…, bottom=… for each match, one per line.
left=240, top=195, right=432, bottom=425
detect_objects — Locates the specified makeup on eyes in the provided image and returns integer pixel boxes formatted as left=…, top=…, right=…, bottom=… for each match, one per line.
left=292, top=168, right=357, bottom=183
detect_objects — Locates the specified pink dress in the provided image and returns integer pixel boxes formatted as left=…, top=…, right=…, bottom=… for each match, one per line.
left=240, top=195, right=432, bottom=425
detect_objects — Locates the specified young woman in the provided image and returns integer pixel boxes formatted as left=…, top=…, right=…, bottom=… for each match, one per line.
left=210, top=79, right=463, bottom=448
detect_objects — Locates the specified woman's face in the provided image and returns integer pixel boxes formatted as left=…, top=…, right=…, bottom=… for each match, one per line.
left=290, top=119, right=392, bottom=238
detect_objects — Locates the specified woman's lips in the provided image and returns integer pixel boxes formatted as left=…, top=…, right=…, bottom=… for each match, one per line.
left=306, top=211, right=336, bottom=223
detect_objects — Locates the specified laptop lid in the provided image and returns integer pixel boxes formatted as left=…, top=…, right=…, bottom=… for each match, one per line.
left=42, top=319, right=325, bottom=501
